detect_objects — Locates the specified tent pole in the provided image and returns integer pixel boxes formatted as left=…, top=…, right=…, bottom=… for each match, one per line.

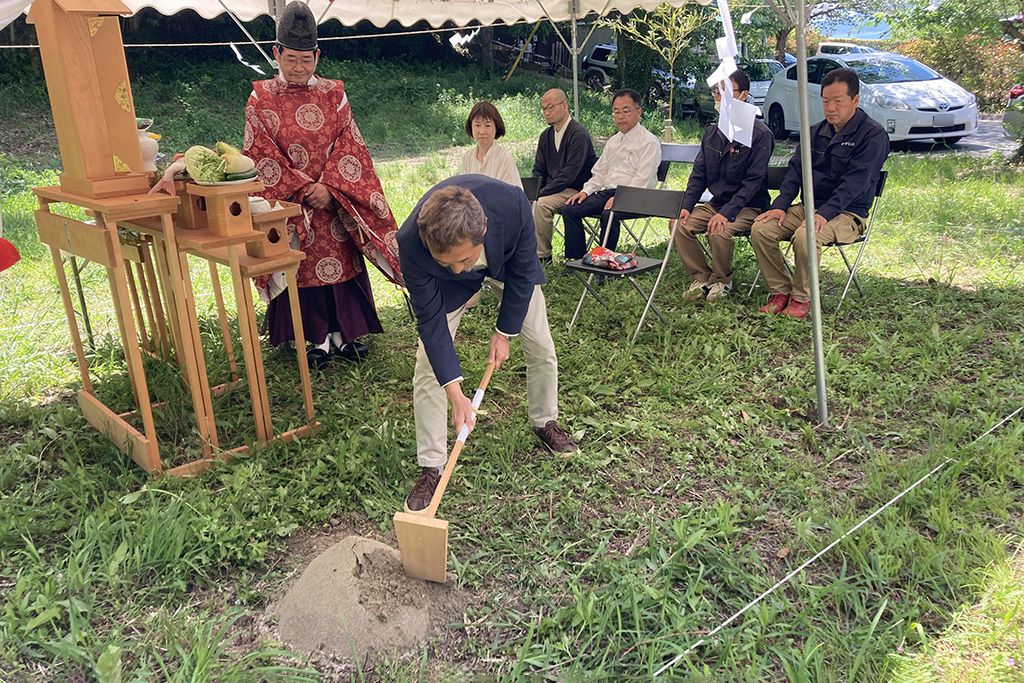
left=795, top=0, right=828, bottom=427
left=571, top=0, right=580, bottom=118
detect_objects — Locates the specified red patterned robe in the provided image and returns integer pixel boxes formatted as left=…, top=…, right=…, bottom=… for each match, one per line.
left=243, top=74, right=402, bottom=345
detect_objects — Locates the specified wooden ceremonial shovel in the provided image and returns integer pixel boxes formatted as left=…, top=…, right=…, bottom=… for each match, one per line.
left=394, top=361, right=496, bottom=583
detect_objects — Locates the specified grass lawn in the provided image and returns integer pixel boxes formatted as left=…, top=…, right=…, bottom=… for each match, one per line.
left=1, top=55, right=1023, bottom=681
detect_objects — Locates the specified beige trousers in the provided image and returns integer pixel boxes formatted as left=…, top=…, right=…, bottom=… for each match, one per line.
left=413, top=281, right=558, bottom=468
left=673, top=204, right=760, bottom=285
left=533, top=188, right=577, bottom=259
left=750, top=204, right=863, bottom=302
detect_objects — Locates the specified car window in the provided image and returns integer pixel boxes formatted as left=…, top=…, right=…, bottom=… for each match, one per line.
left=591, top=47, right=613, bottom=63
left=743, top=61, right=783, bottom=81
left=845, top=56, right=940, bottom=83
left=817, top=60, right=842, bottom=85
left=806, top=61, right=822, bottom=84
left=786, top=62, right=822, bottom=83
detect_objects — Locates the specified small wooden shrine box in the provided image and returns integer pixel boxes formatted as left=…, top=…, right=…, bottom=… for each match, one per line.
left=29, top=0, right=150, bottom=198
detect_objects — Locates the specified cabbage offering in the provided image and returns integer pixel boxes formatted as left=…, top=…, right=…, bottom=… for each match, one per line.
left=183, top=146, right=227, bottom=183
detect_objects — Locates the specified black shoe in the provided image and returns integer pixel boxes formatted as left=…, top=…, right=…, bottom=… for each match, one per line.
left=334, top=341, right=369, bottom=362
left=596, top=275, right=606, bottom=287
left=306, top=347, right=331, bottom=368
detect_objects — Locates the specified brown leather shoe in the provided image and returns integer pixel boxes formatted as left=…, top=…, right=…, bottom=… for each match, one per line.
left=534, top=421, right=579, bottom=455
left=403, top=467, right=442, bottom=514
left=760, top=293, right=791, bottom=314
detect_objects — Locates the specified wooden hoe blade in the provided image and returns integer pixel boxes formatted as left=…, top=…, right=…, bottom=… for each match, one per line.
left=394, top=362, right=495, bottom=583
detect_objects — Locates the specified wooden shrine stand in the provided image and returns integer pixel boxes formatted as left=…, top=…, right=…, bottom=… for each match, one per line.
left=28, top=0, right=319, bottom=475
left=34, top=181, right=321, bottom=476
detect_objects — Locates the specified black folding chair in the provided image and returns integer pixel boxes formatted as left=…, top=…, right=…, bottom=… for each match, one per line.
left=745, top=168, right=887, bottom=308
left=620, top=143, right=702, bottom=257
left=566, top=186, right=685, bottom=337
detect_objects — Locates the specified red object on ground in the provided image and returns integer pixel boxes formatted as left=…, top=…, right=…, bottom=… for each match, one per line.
left=0, top=238, right=20, bottom=272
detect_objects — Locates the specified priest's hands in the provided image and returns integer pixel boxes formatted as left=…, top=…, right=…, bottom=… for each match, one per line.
left=305, top=182, right=333, bottom=209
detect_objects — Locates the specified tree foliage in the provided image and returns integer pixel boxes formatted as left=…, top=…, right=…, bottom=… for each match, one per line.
left=604, top=3, right=717, bottom=114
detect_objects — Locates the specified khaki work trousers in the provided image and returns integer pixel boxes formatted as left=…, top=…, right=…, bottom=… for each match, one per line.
left=673, top=204, right=760, bottom=285
left=532, top=188, right=577, bottom=259
left=413, top=281, right=558, bottom=468
left=750, top=204, right=864, bottom=302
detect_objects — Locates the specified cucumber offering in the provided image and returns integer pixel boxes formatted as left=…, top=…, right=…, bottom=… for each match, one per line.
left=225, top=168, right=259, bottom=181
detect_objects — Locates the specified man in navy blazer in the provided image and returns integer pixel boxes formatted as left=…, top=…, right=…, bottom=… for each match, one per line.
left=397, top=175, right=578, bottom=513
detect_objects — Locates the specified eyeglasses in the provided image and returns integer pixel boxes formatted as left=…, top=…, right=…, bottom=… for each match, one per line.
left=612, top=107, right=638, bottom=116
left=541, top=102, right=566, bottom=113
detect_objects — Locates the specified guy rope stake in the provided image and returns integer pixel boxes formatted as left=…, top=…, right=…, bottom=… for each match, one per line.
left=393, top=361, right=496, bottom=583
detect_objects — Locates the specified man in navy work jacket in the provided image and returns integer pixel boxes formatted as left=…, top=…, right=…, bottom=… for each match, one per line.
left=751, top=66, right=889, bottom=319
left=674, top=69, right=774, bottom=303
left=532, top=88, right=598, bottom=262
left=397, top=175, right=578, bottom=514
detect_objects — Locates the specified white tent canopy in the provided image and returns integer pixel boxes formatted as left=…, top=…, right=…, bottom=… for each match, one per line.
left=119, top=0, right=682, bottom=27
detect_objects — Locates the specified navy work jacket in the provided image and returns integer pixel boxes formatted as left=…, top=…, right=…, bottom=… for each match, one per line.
left=397, top=175, right=545, bottom=388
left=681, top=120, right=774, bottom=221
left=771, top=108, right=889, bottom=220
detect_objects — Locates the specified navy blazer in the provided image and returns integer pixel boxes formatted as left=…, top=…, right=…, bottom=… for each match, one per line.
left=398, top=175, right=546, bottom=387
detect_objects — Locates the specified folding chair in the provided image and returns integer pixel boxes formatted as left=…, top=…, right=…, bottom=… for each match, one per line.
left=829, top=170, right=887, bottom=310
left=622, top=143, right=703, bottom=256
left=523, top=175, right=571, bottom=255
left=566, top=186, right=684, bottom=337
left=746, top=169, right=887, bottom=308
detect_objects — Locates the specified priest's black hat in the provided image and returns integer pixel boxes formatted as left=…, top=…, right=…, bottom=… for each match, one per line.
left=277, top=2, right=318, bottom=52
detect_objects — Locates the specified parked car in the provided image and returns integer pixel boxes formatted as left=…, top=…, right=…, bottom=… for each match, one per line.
left=581, top=43, right=697, bottom=116
left=1002, top=84, right=1024, bottom=140
left=761, top=53, right=978, bottom=145
left=817, top=42, right=876, bottom=55
left=693, top=58, right=784, bottom=119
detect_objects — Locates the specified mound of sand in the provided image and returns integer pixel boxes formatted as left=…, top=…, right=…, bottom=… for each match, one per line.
left=274, top=536, right=468, bottom=661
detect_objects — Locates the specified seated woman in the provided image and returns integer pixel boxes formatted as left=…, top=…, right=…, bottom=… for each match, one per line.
left=459, top=101, right=523, bottom=190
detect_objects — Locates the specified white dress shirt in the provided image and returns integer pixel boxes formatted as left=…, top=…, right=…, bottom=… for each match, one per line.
left=459, top=142, right=524, bottom=190
left=582, top=124, right=661, bottom=196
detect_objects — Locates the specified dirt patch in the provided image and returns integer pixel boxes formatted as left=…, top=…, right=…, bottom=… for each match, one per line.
left=272, top=536, right=469, bottom=664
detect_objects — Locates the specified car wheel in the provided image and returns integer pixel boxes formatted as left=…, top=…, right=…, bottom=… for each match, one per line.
left=648, top=84, right=664, bottom=101
left=936, top=136, right=963, bottom=146
left=585, top=72, right=605, bottom=92
left=768, top=105, right=788, bottom=140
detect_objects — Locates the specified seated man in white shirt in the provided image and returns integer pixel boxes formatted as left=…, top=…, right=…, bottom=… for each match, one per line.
left=560, top=88, right=662, bottom=259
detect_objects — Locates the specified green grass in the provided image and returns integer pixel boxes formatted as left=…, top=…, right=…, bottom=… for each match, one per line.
left=888, top=548, right=1024, bottom=682
left=1, top=55, right=1024, bottom=681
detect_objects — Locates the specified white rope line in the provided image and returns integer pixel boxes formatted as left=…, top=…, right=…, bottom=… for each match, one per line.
left=652, top=405, right=1024, bottom=677
left=0, top=20, right=520, bottom=49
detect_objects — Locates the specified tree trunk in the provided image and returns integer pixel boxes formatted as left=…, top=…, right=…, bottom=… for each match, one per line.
left=474, top=26, right=494, bottom=74
left=775, top=26, right=793, bottom=64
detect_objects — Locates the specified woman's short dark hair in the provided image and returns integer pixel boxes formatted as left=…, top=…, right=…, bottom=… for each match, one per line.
left=821, top=68, right=860, bottom=97
left=465, top=100, right=506, bottom=139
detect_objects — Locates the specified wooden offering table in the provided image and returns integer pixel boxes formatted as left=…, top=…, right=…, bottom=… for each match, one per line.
left=36, top=181, right=320, bottom=477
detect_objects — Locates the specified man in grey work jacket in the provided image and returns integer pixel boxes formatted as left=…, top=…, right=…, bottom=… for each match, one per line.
left=674, top=69, right=774, bottom=302
left=397, top=175, right=578, bottom=515
left=751, top=66, right=889, bottom=319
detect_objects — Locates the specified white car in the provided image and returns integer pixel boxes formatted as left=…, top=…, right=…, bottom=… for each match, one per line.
left=817, top=42, right=875, bottom=55
left=762, top=53, right=979, bottom=145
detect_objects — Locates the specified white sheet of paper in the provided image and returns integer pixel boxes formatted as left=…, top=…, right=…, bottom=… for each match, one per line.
left=718, top=0, right=738, bottom=56
left=740, top=9, right=758, bottom=24
left=705, top=54, right=737, bottom=88
left=724, top=99, right=758, bottom=148
left=716, top=36, right=732, bottom=60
